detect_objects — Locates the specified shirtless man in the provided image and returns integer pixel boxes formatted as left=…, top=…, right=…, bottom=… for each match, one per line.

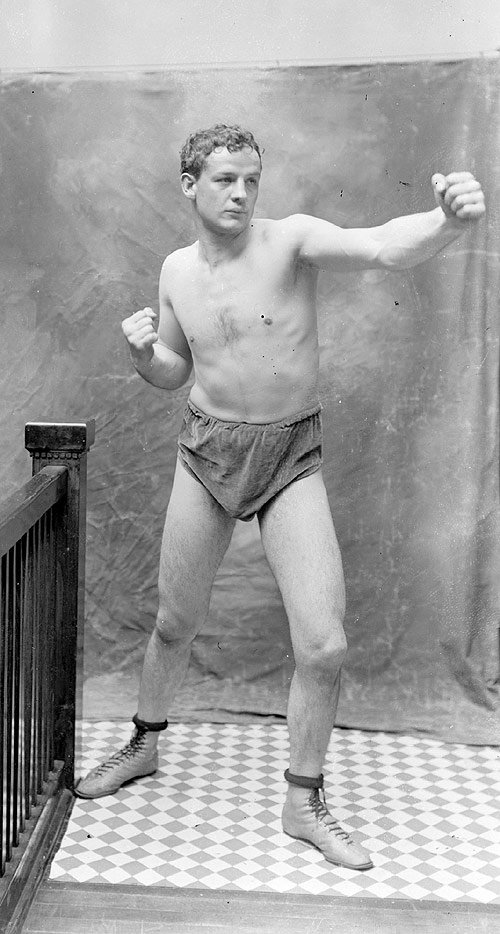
left=75, top=125, right=485, bottom=870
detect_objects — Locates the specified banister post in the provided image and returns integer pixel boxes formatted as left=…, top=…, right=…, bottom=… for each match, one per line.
left=25, top=420, right=95, bottom=787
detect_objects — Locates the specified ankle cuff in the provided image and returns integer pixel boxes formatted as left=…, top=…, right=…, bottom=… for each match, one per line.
left=284, top=769, right=324, bottom=789
left=133, top=713, right=169, bottom=732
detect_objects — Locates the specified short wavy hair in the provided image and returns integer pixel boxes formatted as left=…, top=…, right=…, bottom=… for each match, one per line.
left=180, top=124, right=262, bottom=179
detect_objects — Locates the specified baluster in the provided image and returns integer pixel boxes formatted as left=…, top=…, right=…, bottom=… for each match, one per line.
left=0, top=553, right=6, bottom=874
left=23, top=526, right=34, bottom=822
left=5, top=549, right=13, bottom=863
left=26, top=420, right=95, bottom=788
left=12, top=539, right=21, bottom=848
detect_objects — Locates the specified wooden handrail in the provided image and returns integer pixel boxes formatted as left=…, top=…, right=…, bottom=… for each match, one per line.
left=0, top=419, right=95, bottom=933
left=0, top=467, right=68, bottom=559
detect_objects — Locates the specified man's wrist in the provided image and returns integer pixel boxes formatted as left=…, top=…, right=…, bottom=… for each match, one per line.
left=435, top=204, right=465, bottom=231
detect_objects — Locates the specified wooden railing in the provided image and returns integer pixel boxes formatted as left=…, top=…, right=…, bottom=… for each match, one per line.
left=0, top=420, right=94, bottom=934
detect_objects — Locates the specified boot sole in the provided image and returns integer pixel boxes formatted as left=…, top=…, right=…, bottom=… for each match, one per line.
left=283, top=829, right=374, bottom=871
left=73, top=768, right=157, bottom=799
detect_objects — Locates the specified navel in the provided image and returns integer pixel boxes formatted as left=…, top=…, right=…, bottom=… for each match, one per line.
left=260, top=315, right=273, bottom=326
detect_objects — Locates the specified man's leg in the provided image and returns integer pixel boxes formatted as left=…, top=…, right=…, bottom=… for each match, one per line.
left=259, top=469, right=346, bottom=776
left=258, top=469, right=372, bottom=869
left=137, top=458, right=236, bottom=722
left=75, top=458, right=236, bottom=798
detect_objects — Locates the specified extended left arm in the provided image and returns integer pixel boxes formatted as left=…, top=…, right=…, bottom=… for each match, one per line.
left=296, top=172, right=486, bottom=271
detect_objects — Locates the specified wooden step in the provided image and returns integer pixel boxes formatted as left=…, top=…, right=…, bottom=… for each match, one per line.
left=22, top=880, right=500, bottom=933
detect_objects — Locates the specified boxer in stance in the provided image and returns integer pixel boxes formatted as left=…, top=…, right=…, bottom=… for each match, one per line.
left=76, top=125, right=485, bottom=870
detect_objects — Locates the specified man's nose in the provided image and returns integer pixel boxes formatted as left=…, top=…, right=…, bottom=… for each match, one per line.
left=232, top=179, right=247, bottom=201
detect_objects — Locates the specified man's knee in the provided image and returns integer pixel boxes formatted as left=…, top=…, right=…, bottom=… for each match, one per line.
left=295, top=627, right=347, bottom=678
left=154, top=605, right=199, bottom=647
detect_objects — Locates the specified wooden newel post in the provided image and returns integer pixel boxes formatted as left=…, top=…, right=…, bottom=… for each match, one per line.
left=24, top=420, right=95, bottom=787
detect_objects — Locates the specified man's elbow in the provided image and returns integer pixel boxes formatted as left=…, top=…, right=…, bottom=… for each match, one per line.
left=375, top=246, right=417, bottom=271
left=369, top=229, right=416, bottom=270
left=171, top=359, right=193, bottom=389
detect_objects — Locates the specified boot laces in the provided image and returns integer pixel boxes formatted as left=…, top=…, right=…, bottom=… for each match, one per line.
left=91, top=728, right=148, bottom=776
left=308, top=788, right=353, bottom=844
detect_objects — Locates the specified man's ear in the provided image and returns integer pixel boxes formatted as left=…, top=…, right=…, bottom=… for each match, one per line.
left=181, top=173, right=197, bottom=200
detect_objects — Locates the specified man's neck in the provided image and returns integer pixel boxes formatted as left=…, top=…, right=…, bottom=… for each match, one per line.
left=195, top=220, right=253, bottom=268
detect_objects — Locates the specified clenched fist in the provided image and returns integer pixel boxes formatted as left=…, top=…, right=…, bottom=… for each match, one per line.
left=122, top=307, right=159, bottom=360
left=432, top=172, right=485, bottom=221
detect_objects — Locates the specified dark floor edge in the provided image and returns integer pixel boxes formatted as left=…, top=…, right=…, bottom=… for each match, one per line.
left=40, top=881, right=500, bottom=914
left=0, top=786, right=74, bottom=934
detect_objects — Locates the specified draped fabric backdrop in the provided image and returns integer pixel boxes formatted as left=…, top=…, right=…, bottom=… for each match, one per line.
left=1, top=60, right=499, bottom=743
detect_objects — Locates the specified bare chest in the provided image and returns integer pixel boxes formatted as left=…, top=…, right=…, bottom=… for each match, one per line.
left=172, top=258, right=296, bottom=351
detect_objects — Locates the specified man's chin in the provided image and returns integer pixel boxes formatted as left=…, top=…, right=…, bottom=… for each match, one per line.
left=218, top=214, right=250, bottom=232
left=202, top=213, right=251, bottom=235
left=221, top=213, right=248, bottom=226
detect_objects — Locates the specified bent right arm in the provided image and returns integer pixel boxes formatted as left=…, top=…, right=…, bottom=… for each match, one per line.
left=122, top=259, right=193, bottom=390
left=122, top=306, right=192, bottom=389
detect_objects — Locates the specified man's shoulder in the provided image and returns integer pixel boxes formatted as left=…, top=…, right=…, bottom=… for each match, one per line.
left=161, top=243, right=197, bottom=272
left=255, top=214, right=311, bottom=229
left=253, top=215, right=315, bottom=256
left=159, top=245, right=197, bottom=301
left=254, top=214, right=312, bottom=242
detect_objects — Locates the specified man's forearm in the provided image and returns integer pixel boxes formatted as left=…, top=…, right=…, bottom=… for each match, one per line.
left=131, top=342, right=192, bottom=390
left=373, top=207, right=465, bottom=270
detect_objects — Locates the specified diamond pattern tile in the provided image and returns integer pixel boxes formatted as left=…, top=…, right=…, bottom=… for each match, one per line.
left=49, top=722, right=500, bottom=902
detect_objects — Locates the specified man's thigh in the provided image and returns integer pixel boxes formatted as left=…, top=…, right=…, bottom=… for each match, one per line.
left=157, top=457, right=236, bottom=627
left=258, top=470, right=346, bottom=653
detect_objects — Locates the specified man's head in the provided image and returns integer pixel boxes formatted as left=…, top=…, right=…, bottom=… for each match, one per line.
left=180, top=124, right=262, bottom=180
left=180, top=124, right=262, bottom=235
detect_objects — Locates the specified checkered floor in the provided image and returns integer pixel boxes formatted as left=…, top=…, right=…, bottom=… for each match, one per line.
left=49, top=722, right=500, bottom=902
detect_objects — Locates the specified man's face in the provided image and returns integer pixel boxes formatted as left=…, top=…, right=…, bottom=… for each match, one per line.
left=185, top=146, right=261, bottom=234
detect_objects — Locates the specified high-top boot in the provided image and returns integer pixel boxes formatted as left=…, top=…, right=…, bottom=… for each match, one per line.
left=282, top=769, right=373, bottom=870
left=74, top=714, right=168, bottom=799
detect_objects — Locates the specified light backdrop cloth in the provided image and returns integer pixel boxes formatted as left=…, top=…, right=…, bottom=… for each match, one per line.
left=0, top=59, right=498, bottom=743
